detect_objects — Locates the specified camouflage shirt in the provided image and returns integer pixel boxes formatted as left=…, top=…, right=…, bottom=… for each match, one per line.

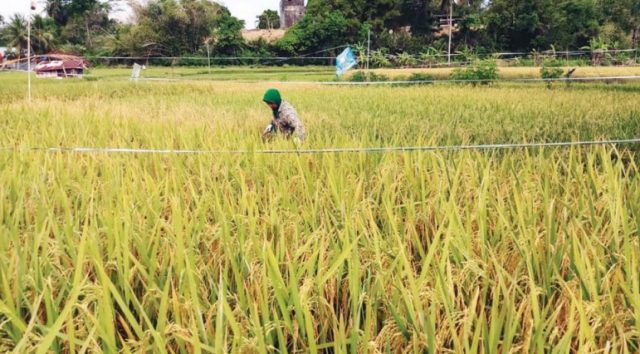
left=274, top=100, right=305, bottom=141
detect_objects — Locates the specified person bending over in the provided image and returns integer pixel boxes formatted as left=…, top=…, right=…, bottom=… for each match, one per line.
left=262, top=88, right=305, bottom=142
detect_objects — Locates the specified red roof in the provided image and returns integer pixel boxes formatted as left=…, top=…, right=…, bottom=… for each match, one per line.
left=35, top=59, right=86, bottom=72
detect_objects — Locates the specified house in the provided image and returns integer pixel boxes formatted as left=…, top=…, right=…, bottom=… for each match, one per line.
left=35, top=56, right=87, bottom=79
left=280, top=0, right=305, bottom=29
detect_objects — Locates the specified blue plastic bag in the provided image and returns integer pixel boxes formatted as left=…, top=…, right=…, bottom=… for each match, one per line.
left=336, top=47, right=358, bottom=77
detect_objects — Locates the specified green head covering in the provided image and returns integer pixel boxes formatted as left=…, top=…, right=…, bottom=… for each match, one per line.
left=263, top=89, right=282, bottom=106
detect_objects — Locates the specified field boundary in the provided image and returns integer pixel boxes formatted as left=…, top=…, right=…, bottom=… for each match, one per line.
left=3, top=48, right=637, bottom=63
left=2, top=138, right=639, bottom=156
left=111, top=75, right=640, bottom=85
left=322, top=75, right=640, bottom=85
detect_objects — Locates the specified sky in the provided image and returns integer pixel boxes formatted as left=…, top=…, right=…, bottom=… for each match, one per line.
left=0, top=0, right=282, bottom=29
left=221, top=0, right=281, bottom=29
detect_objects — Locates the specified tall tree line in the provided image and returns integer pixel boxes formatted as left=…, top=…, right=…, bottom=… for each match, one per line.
left=0, top=0, right=638, bottom=58
left=279, top=0, right=639, bottom=54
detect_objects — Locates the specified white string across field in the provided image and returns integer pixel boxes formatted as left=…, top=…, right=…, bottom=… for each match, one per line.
left=76, top=48, right=640, bottom=61
left=2, top=138, right=639, bottom=156
left=2, top=47, right=636, bottom=64
left=5, top=67, right=639, bottom=85
left=114, top=75, right=640, bottom=86
left=323, top=75, right=640, bottom=85
left=127, top=75, right=640, bottom=85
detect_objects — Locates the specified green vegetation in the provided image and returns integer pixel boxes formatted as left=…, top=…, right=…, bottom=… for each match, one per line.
left=348, top=71, right=390, bottom=82
left=540, top=66, right=566, bottom=88
left=48, top=65, right=639, bottom=83
left=406, top=72, right=435, bottom=82
left=347, top=65, right=640, bottom=81
left=257, top=10, right=280, bottom=30
left=0, top=0, right=638, bottom=64
left=450, top=60, right=499, bottom=85
left=1, top=15, right=29, bottom=59
left=0, top=71, right=639, bottom=352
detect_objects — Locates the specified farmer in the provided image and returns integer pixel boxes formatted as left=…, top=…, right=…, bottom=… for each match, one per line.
left=262, top=88, right=306, bottom=142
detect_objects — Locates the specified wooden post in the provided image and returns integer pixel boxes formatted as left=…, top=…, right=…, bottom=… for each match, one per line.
left=27, top=1, right=35, bottom=101
left=447, top=1, right=453, bottom=66
left=367, top=29, right=371, bottom=71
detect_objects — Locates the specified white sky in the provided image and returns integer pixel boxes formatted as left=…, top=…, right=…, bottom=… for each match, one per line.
left=0, top=0, right=283, bottom=29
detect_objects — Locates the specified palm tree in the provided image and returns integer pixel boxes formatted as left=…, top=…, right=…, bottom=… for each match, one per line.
left=31, top=15, right=55, bottom=54
left=1, top=15, right=28, bottom=60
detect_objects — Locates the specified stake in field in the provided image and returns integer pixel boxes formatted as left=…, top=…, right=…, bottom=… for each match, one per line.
left=0, top=71, right=639, bottom=353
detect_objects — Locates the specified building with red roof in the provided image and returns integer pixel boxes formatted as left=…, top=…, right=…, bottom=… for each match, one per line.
left=34, top=56, right=87, bottom=79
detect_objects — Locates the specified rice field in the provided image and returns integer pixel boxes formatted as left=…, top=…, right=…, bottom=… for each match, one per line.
left=364, top=66, right=640, bottom=80
left=33, top=64, right=640, bottom=82
left=0, top=71, right=639, bottom=353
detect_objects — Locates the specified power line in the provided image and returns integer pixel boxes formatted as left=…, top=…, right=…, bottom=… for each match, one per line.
left=3, top=138, right=639, bottom=156
left=80, top=48, right=639, bottom=61
left=2, top=48, right=638, bottom=65
left=113, top=75, right=640, bottom=85
left=321, top=75, right=640, bottom=85
left=7, top=68, right=635, bottom=84
left=84, top=56, right=335, bottom=60
left=79, top=45, right=351, bottom=62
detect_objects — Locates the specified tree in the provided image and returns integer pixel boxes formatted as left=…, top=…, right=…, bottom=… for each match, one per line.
left=61, top=16, right=109, bottom=52
left=6, top=0, right=637, bottom=60
left=116, top=0, right=241, bottom=57
left=546, top=0, right=600, bottom=50
left=484, top=0, right=604, bottom=52
left=0, top=15, right=5, bottom=46
left=212, top=10, right=246, bottom=55
left=278, top=0, right=438, bottom=54
left=257, top=9, right=280, bottom=30
left=277, top=11, right=350, bottom=54
left=400, top=0, right=436, bottom=36
left=45, top=0, right=111, bottom=26
left=43, top=0, right=116, bottom=52
left=599, top=0, right=640, bottom=48
left=1, top=15, right=28, bottom=59
left=45, top=0, right=70, bottom=26
left=484, top=0, right=550, bottom=52
left=31, top=15, right=57, bottom=54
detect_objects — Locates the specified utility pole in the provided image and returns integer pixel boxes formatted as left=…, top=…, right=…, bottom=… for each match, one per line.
left=630, top=28, right=636, bottom=50
left=447, top=1, right=453, bottom=66
left=206, top=43, right=211, bottom=74
left=27, top=0, right=35, bottom=102
left=366, top=28, right=371, bottom=70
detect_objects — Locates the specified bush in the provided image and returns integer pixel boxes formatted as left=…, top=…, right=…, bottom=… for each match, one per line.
left=407, top=73, right=435, bottom=82
left=395, top=52, right=418, bottom=68
left=348, top=71, right=389, bottom=82
left=348, top=71, right=368, bottom=82
left=540, top=66, right=565, bottom=88
left=390, top=73, right=435, bottom=87
left=370, top=50, right=391, bottom=68
left=450, top=60, right=499, bottom=85
left=541, top=58, right=564, bottom=67
left=368, top=72, right=389, bottom=82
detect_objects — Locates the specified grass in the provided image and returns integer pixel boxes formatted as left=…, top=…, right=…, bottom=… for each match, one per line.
left=5, top=64, right=638, bottom=82
left=356, top=66, right=640, bottom=81
left=0, top=70, right=639, bottom=353
left=86, top=66, right=336, bottom=82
